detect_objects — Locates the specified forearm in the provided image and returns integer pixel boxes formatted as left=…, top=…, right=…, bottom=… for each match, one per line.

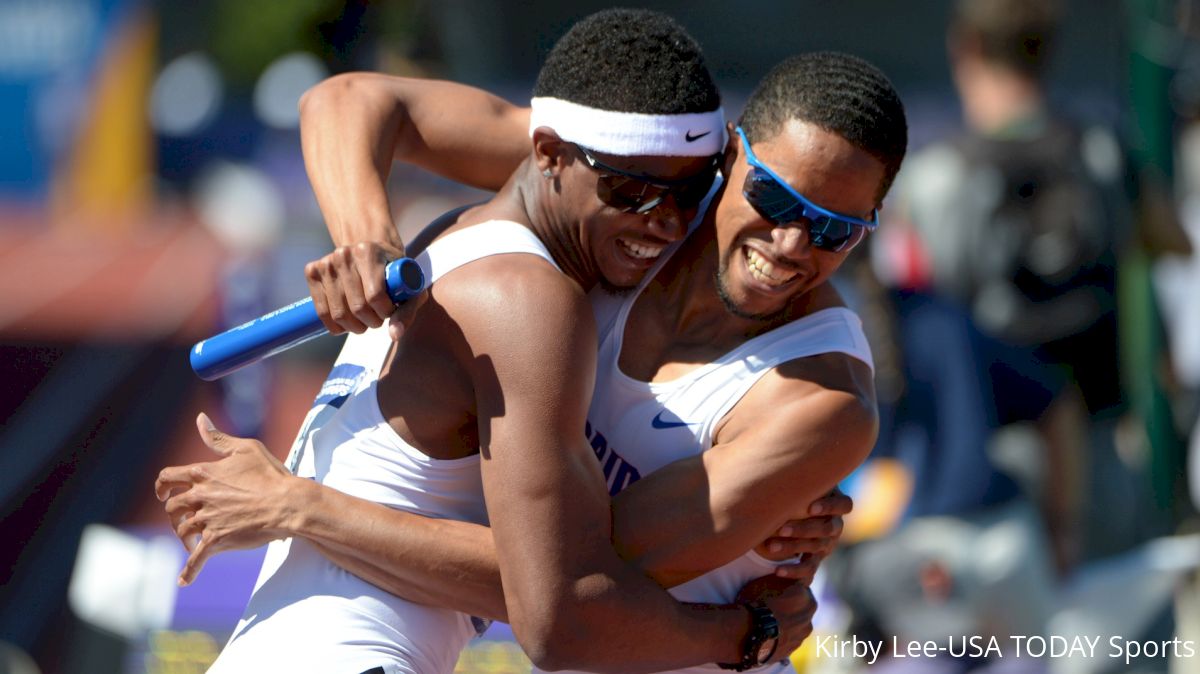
left=299, top=74, right=405, bottom=248
left=541, top=556, right=750, bottom=672
left=610, top=456, right=764, bottom=588
left=490, top=505, right=750, bottom=672
left=285, top=478, right=507, bottom=620
left=614, top=402, right=868, bottom=587
left=485, top=456, right=750, bottom=672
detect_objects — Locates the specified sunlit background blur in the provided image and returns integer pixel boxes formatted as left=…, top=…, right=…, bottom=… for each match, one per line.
left=2, top=1, right=1198, bottom=673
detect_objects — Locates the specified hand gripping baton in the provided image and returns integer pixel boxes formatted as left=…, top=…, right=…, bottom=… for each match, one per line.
left=190, top=258, right=426, bottom=381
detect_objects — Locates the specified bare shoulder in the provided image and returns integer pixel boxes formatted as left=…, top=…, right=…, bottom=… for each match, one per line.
left=431, top=253, right=596, bottom=363
left=716, top=352, right=878, bottom=462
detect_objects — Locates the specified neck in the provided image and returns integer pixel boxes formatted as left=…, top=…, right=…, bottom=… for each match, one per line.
left=503, top=161, right=600, bottom=289
left=954, top=59, right=1045, bottom=135
left=653, top=227, right=758, bottom=342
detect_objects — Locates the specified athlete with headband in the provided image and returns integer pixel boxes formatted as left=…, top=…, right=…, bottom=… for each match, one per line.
left=158, top=11, right=823, bottom=674
left=159, top=45, right=908, bottom=674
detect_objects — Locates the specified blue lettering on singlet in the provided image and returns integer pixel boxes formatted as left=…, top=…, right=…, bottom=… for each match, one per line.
left=584, top=420, right=641, bottom=496
left=312, top=363, right=367, bottom=409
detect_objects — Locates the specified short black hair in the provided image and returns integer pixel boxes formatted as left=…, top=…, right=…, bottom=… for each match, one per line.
left=533, top=8, right=720, bottom=115
left=739, top=52, right=908, bottom=201
left=951, top=0, right=1060, bottom=79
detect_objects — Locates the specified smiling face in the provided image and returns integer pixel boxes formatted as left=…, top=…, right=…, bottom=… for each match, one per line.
left=558, top=145, right=719, bottom=291
left=713, top=119, right=886, bottom=319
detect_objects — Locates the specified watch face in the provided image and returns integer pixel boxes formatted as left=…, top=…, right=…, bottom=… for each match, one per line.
left=756, top=637, right=779, bottom=664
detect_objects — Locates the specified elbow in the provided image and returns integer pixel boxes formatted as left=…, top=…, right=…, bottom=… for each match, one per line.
left=523, top=642, right=567, bottom=673
left=298, top=72, right=375, bottom=121
left=511, top=619, right=572, bottom=672
left=524, top=641, right=589, bottom=673
left=510, top=607, right=592, bottom=672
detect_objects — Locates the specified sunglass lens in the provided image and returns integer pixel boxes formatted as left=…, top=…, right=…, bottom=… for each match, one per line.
left=744, top=170, right=864, bottom=252
left=744, top=169, right=804, bottom=224
left=597, top=175, right=655, bottom=213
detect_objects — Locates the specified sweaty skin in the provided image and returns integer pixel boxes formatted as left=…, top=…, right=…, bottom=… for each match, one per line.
left=159, top=73, right=880, bottom=669
left=290, top=77, right=877, bottom=584
left=161, top=102, right=828, bottom=673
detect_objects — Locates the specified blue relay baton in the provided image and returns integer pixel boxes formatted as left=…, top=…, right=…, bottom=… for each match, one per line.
left=190, top=257, right=425, bottom=381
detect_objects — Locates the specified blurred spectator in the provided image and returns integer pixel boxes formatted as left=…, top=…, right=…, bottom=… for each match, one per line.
left=882, top=0, right=1125, bottom=571
left=905, top=0, right=1130, bottom=573
left=832, top=0, right=1181, bottom=669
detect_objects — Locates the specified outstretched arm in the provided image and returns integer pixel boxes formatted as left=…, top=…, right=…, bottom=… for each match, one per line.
left=159, top=416, right=845, bottom=619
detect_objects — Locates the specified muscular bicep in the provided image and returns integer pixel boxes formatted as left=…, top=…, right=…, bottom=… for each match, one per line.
left=611, top=355, right=878, bottom=586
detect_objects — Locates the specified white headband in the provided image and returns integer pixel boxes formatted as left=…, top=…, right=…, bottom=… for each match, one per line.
left=529, top=97, right=726, bottom=157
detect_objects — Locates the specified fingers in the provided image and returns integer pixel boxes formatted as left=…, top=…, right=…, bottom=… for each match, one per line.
left=321, top=256, right=370, bottom=334
left=305, top=259, right=341, bottom=335
left=176, top=513, right=203, bottom=553
left=775, top=516, right=844, bottom=543
left=774, top=554, right=821, bottom=584
left=164, top=489, right=198, bottom=521
left=760, top=536, right=833, bottom=560
left=179, top=534, right=216, bottom=587
left=155, top=468, right=192, bottom=501
left=195, top=413, right=236, bottom=457
left=808, top=489, right=853, bottom=517
left=767, top=582, right=817, bottom=651
left=306, top=244, right=399, bottom=336
left=387, top=290, right=428, bottom=341
left=356, top=244, right=399, bottom=326
left=194, top=413, right=273, bottom=461
left=156, top=460, right=216, bottom=500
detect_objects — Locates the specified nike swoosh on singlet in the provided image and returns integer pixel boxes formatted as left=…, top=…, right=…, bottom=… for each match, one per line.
left=651, top=410, right=699, bottom=429
left=684, top=130, right=712, bottom=142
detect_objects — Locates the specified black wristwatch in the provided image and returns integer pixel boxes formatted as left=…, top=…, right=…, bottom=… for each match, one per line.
left=718, top=601, right=780, bottom=671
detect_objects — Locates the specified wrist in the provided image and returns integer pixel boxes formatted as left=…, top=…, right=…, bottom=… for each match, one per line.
left=337, top=214, right=401, bottom=251
left=690, top=603, right=758, bottom=666
left=277, top=475, right=321, bottom=537
left=717, top=602, right=781, bottom=671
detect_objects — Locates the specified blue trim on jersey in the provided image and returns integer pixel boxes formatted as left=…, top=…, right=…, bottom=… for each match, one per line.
left=313, top=363, right=367, bottom=408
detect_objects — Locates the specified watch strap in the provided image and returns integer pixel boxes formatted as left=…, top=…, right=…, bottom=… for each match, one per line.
left=717, top=601, right=781, bottom=671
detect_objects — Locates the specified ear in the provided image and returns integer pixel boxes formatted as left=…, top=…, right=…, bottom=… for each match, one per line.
left=532, top=127, right=571, bottom=177
left=722, top=121, right=739, bottom=177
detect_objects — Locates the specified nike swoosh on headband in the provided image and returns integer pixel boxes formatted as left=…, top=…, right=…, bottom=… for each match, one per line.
left=651, top=410, right=699, bottom=429
left=685, top=130, right=712, bottom=142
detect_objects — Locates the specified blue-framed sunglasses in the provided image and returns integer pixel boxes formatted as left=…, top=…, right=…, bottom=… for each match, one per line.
left=736, top=126, right=877, bottom=252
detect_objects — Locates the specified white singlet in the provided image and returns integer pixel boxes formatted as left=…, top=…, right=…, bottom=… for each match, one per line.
left=209, top=221, right=560, bottom=674
left=542, top=251, right=875, bottom=674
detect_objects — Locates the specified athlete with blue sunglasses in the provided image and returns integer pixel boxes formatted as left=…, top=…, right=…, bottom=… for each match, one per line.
left=735, top=127, right=878, bottom=253
left=160, top=50, right=908, bottom=674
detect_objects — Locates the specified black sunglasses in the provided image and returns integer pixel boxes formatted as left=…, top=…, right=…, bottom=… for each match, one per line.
left=574, top=144, right=721, bottom=215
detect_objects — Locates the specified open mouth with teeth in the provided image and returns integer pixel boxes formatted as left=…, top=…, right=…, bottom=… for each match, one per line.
left=617, top=237, right=667, bottom=262
left=744, top=246, right=800, bottom=287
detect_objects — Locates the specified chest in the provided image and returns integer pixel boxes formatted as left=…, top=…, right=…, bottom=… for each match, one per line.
left=615, top=300, right=742, bottom=383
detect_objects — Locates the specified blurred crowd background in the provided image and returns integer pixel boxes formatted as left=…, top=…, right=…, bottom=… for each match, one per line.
left=2, top=1, right=1199, bottom=673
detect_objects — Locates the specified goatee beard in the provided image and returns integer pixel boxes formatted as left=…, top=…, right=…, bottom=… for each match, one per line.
left=714, top=265, right=784, bottom=322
